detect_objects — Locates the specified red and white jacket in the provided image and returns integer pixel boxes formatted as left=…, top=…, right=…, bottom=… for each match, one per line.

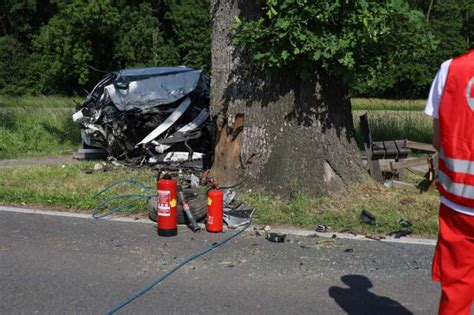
left=438, top=50, right=474, bottom=207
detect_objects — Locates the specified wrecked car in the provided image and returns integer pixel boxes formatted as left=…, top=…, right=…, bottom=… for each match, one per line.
left=72, top=66, right=214, bottom=171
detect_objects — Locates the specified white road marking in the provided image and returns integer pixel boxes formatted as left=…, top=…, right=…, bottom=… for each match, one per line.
left=271, top=228, right=437, bottom=246
left=0, top=205, right=153, bottom=224
left=0, top=205, right=437, bottom=246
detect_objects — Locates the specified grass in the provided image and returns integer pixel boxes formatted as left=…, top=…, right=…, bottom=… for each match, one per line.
left=0, top=162, right=155, bottom=215
left=0, top=162, right=439, bottom=236
left=0, top=95, right=431, bottom=159
left=0, top=106, right=81, bottom=159
left=353, top=110, right=433, bottom=145
left=0, top=95, right=81, bottom=108
left=351, top=98, right=426, bottom=111
left=243, top=180, right=439, bottom=237
left=0, top=96, right=438, bottom=236
left=0, top=95, right=82, bottom=159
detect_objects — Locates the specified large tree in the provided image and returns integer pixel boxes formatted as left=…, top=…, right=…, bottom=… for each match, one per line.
left=209, top=0, right=435, bottom=197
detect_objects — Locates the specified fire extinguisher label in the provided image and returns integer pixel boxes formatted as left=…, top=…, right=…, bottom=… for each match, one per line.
left=208, top=215, right=214, bottom=224
left=158, top=190, right=171, bottom=216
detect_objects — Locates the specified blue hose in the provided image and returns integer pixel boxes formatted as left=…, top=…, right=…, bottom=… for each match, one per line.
left=94, top=178, right=253, bottom=314
left=92, top=179, right=153, bottom=219
left=105, top=221, right=252, bottom=314
left=92, top=194, right=154, bottom=219
left=94, top=179, right=151, bottom=198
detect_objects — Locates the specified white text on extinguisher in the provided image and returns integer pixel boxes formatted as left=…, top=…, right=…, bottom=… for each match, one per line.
left=158, top=190, right=171, bottom=216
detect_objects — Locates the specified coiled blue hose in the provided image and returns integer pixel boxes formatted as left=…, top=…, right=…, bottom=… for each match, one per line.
left=92, top=179, right=153, bottom=219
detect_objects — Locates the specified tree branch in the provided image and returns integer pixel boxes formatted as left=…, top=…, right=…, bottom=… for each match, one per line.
left=426, top=0, right=434, bottom=23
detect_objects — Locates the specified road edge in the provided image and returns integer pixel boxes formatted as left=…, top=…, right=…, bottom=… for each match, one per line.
left=0, top=205, right=436, bottom=246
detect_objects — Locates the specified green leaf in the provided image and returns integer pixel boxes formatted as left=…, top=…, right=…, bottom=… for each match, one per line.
left=276, top=19, right=290, bottom=29
left=234, top=15, right=242, bottom=25
left=254, top=52, right=267, bottom=61
left=312, top=50, right=321, bottom=61
left=363, top=17, right=369, bottom=28
left=267, top=6, right=278, bottom=19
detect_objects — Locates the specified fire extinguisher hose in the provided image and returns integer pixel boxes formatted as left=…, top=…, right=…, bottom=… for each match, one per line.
left=105, top=220, right=252, bottom=315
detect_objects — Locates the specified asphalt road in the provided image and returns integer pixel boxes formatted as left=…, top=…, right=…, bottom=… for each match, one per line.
left=0, top=210, right=441, bottom=314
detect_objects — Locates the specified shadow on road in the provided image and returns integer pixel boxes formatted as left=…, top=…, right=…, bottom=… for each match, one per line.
left=329, top=275, right=413, bottom=315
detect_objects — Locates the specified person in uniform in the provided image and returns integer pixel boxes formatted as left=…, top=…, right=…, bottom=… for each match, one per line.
left=425, top=44, right=474, bottom=314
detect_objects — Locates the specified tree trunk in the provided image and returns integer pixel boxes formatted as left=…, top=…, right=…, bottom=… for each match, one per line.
left=210, top=0, right=366, bottom=198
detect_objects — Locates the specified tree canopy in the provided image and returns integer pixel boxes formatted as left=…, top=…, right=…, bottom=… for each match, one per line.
left=0, top=0, right=210, bottom=95
left=0, top=0, right=472, bottom=97
left=233, top=0, right=472, bottom=98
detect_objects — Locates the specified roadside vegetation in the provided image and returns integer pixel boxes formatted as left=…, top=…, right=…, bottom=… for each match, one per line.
left=0, top=96, right=438, bottom=236
left=0, top=96, right=80, bottom=159
left=0, top=95, right=432, bottom=159
left=244, top=181, right=438, bottom=237
left=0, top=95, right=81, bottom=108
left=353, top=110, right=432, bottom=146
left=1, top=1, right=471, bottom=98
left=351, top=98, right=426, bottom=111
left=0, top=161, right=439, bottom=236
left=0, top=162, right=154, bottom=214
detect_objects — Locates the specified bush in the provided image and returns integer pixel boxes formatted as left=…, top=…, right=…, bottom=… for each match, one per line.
left=0, top=36, right=33, bottom=95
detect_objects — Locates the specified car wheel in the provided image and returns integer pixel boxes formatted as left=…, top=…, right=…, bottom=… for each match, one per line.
left=148, top=188, right=207, bottom=224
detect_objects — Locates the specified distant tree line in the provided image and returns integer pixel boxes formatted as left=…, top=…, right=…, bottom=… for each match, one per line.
left=0, top=0, right=210, bottom=95
left=0, top=0, right=472, bottom=98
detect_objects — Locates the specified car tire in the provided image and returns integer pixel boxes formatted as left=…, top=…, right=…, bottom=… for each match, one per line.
left=148, top=188, right=207, bottom=224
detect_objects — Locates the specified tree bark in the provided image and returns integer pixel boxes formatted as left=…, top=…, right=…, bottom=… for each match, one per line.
left=210, top=0, right=366, bottom=198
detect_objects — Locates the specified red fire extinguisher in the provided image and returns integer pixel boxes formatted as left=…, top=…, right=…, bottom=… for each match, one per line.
left=207, top=189, right=223, bottom=233
left=157, top=178, right=178, bottom=237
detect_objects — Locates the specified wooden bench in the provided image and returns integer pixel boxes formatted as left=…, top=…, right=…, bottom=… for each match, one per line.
left=359, top=113, right=411, bottom=182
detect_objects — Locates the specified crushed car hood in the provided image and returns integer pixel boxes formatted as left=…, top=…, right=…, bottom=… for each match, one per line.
left=73, top=66, right=213, bottom=171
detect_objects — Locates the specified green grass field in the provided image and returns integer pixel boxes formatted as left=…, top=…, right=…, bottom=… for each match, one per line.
left=0, top=96, right=431, bottom=159
left=352, top=98, right=431, bottom=146
left=243, top=181, right=438, bottom=236
left=0, top=106, right=81, bottom=159
left=0, top=95, right=81, bottom=108
left=353, top=110, right=432, bottom=146
left=0, top=96, right=81, bottom=159
left=351, top=98, right=426, bottom=111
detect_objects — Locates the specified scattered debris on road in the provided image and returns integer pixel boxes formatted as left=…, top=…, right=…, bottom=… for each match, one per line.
left=223, top=202, right=254, bottom=228
left=360, top=209, right=378, bottom=226
left=364, top=234, right=386, bottom=241
left=315, top=224, right=329, bottom=233
left=266, top=232, right=287, bottom=243
left=389, top=219, right=413, bottom=239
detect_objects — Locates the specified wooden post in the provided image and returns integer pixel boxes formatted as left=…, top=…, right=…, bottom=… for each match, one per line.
left=360, top=113, right=383, bottom=182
